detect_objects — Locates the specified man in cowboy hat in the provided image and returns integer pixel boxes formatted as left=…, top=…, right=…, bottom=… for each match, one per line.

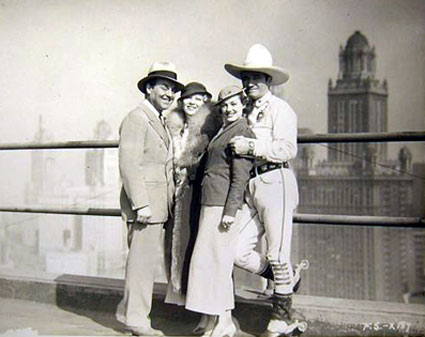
left=117, top=61, right=183, bottom=336
left=227, top=44, right=303, bottom=336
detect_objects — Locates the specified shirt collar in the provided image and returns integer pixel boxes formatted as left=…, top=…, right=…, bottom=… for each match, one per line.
left=143, top=99, right=162, bottom=117
left=253, top=91, right=272, bottom=108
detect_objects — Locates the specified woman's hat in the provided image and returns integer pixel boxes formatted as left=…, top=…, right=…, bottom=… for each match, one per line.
left=216, top=85, right=245, bottom=106
left=224, top=44, right=289, bottom=85
left=178, top=82, right=212, bottom=101
left=137, top=61, right=184, bottom=93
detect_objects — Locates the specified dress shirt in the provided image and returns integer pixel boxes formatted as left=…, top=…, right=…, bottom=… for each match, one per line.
left=246, top=92, right=297, bottom=164
left=144, top=99, right=165, bottom=125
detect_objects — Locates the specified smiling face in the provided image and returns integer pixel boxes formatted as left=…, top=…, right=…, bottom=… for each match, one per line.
left=182, top=93, right=207, bottom=116
left=220, top=94, right=245, bottom=125
left=145, top=78, right=178, bottom=112
left=241, top=71, right=271, bottom=100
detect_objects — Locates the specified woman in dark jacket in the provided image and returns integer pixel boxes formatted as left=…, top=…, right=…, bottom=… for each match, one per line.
left=185, top=85, right=255, bottom=337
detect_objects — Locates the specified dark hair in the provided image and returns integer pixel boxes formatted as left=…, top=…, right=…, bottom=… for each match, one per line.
left=237, top=92, right=248, bottom=106
left=145, top=78, right=158, bottom=92
left=241, top=71, right=272, bottom=84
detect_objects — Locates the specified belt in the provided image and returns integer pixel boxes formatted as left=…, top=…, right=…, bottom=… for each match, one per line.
left=250, top=162, right=289, bottom=178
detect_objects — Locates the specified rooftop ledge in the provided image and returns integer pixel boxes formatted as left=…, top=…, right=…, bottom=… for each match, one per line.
left=0, top=272, right=424, bottom=336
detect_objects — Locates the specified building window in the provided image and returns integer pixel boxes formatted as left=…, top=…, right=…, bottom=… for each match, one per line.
left=337, top=101, right=345, bottom=132
left=63, top=229, right=71, bottom=248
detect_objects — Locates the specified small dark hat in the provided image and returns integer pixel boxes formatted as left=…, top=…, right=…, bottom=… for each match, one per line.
left=137, top=61, right=184, bottom=94
left=178, top=82, right=212, bottom=101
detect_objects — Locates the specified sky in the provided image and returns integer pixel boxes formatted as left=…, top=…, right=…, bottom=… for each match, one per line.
left=0, top=0, right=424, bottom=204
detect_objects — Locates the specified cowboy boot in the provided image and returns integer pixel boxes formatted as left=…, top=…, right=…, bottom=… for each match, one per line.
left=262, top=293, right=292, bottom=337
left=262, top=293, right=308, bottom=337
left=269, top=260, right=293, bottom=295
left=261, top=260, right=308, bottom=294
left=261, top=261, right=296, bottom=336
left=259, top=261, right=274, bottom=280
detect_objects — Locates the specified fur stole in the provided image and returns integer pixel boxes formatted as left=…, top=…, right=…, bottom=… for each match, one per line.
left=165, top=102, right=222, bottom=170
left=164, top=102, right=222, bottom=294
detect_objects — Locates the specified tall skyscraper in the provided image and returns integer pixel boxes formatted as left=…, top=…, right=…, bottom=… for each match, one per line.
left=328, top=31, right=388, bottom=163
left=294, top=31, right=423, bottom=302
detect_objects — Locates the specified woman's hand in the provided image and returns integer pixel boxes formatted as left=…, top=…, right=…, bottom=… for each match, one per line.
left=221, top=215, right=235, bottom=231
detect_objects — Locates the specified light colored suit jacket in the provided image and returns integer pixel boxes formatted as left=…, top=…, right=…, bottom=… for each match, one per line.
left=119, top=100, right=175, bottom=224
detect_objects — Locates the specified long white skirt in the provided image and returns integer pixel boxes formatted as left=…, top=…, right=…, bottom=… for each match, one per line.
left=185, top=205, right=245, bottom=315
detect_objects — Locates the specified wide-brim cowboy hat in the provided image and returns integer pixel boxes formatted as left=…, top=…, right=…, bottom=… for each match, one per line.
left=215, top=85, right=245, bottom=106
left=178, top=81, right=212, bottom=102
left=224, top=44, right=289, bottom=86
left=137, top=61, right=184, bottom=94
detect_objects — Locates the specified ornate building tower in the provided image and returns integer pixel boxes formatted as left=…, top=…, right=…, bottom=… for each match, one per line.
left=328, top=31, right=388, bottom=167
left=295, top=31, right=418, bottom=303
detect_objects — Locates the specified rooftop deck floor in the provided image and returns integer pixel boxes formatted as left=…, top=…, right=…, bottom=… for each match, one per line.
left=0, top=273, right=424, bottom=336
left=0, top=297, right=125, bottom=336
left=0, top=297, right=257, bottom=337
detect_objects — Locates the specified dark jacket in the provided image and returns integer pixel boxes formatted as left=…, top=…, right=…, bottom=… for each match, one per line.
left=201, top=117, right=255, bottom=217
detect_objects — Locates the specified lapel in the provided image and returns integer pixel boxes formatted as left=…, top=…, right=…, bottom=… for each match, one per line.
left=140, top=101, right=170, bottom=149
left=208, top=118, right=243, bottom=150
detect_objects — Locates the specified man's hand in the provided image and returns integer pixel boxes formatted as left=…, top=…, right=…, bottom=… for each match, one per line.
left=221, top=215, right=235, bottom=231
left=229, top=136, right=250, bottom=155
left=136, top=207, right=152, bottom=224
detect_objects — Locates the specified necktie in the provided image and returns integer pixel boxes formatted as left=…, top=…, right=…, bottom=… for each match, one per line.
left=158, top=112, right=165, bottom=126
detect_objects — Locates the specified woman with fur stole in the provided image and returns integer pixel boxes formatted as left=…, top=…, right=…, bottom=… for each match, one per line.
left=164, top=82, right=222, bottom=310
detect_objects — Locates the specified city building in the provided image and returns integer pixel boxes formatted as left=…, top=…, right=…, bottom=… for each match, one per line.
left=16, top=119, right=126, bottom=278
left=294, top=31, right=424, bottom=302
left=2, top=31, right=422, bottom=303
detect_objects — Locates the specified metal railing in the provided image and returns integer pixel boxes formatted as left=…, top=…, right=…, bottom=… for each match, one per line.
left=0, top=131, right=424, bottom=150
left=0, top=205, right=423, bottom=228
left=0, top=131, right=424, bottom=228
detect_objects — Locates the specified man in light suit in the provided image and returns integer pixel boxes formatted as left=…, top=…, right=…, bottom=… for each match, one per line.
left=117, top=61, right=183, bottom=336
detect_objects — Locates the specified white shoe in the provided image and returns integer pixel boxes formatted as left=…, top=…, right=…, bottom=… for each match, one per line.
left=199, top=315, right=217, bottom=337
left=193, top=315, right=209, bottom=335
left=210, top=316, right=239, bottom=337
left=126, top=325, right=164, bottom=336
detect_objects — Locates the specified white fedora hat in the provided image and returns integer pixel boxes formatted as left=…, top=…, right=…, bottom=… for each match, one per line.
left=138, top=61, right=184, bottom=93
left=224, top=44, right=289, bottom=85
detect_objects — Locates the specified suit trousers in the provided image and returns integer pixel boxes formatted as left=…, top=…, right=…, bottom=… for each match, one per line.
left=116, top=222, right=164, bottom=328
left=235, top=168, right=299, bottom=276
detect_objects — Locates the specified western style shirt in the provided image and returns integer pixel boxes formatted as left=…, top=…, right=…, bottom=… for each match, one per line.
left=246, top=92, right=297, bottom=165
